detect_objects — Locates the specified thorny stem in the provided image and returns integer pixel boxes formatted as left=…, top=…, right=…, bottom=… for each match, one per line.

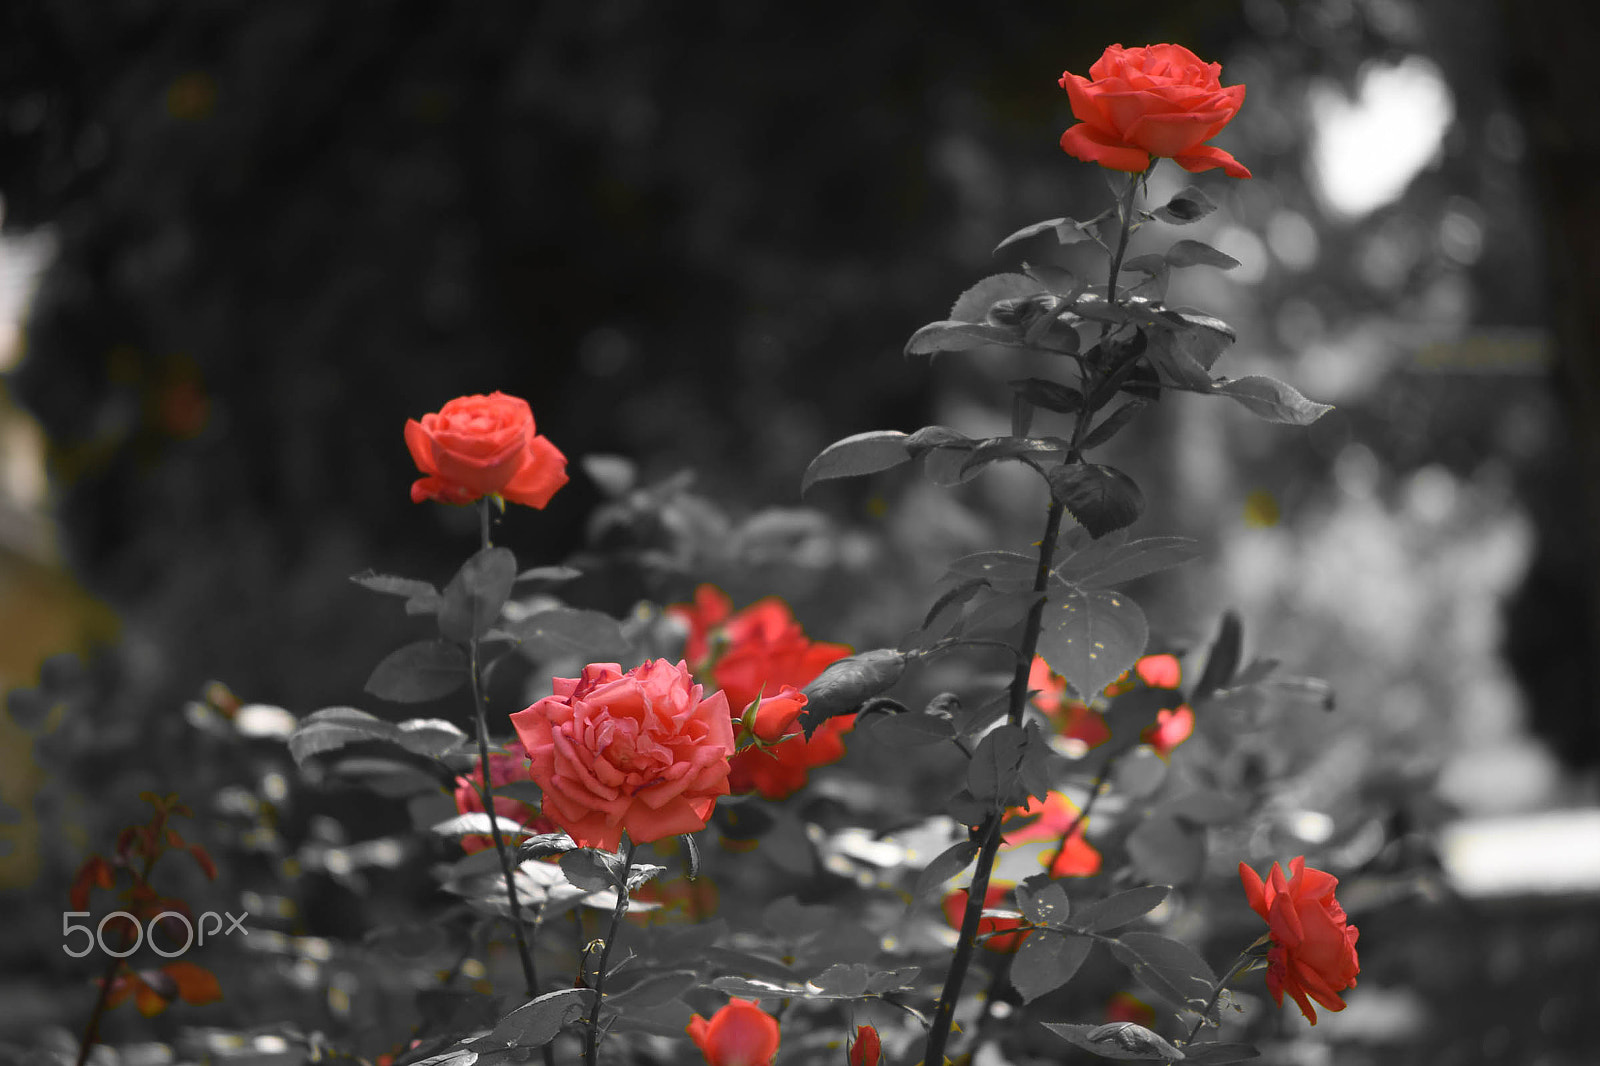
left=467, top=499, right=551, bottom=1064
left=76, top=823, right=164, bottom=1066
left=1184, top=951, right=1260, bottom=1045
left=584, top=840, right=636, bottom=1066
left=922, top=499, right=1066, bottom=1066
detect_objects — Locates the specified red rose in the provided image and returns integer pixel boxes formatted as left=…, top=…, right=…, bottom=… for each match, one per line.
left=451, top=741, right=555, bottom=855
left=942, top=883, right=1029, bottom=954
left=1239, top=857, right=1361, bottom=1024
left=687, top=998, right=780, bottom=1066
left=743, top=685, right=810, bottom=745
left=848, top=1024, right=881, bottom=1066
left=670, top=585, right=854, bottom=799
left=509, top=660, right=736, bottom=850
left=1059, top=43, right=1251, bottom=178
left=1141, top=705, right=1194, bottom=758
left=1029, top=657, right=1112, bottom=750
left=405, top=391, right=568, bottom=508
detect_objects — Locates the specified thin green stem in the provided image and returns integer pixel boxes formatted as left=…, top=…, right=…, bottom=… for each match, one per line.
left=1183, top=952, right=1257, bottom=1045
left=584, top=840, right=636, bottom=1066
left=467, top=499, right=551, bottom=1065
left=922, top=498, right=1066, bottom=1066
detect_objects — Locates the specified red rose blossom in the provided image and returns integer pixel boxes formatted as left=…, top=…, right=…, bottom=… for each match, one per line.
left=405, top=391, right=568, bottom=508
left=687, top=998, right=780, bottom=1066
left=849, top=1024, right=881, bottom=1066
left=451, top=741, right=555, bottom=855
left=670, top=584, right=854, bottom=800
left=1002, top=791, right=1103, bottom=878
left=1239, top=856, right=1361, bottom=1024
left=1059, top=43, right=1250, bottom=178
left=509, top=660, right=735, bottom=850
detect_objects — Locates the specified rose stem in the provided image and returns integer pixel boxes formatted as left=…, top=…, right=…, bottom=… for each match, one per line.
left=584, top=839, right=636, bottom=1066
left=922, top=497, right=1066, bottom=1066
left=1183, top=951, right=1258, bottom=1045
left=467, top=498, right=548, bottom=1066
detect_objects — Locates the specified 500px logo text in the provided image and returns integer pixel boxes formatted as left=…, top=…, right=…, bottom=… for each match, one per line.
left=62, top=911, right=248, bottom=958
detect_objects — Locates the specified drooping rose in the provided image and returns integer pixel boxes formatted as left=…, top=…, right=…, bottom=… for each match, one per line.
left=1239, top=856, right=1361, bottom=1024
left=509, top=660, right=735, bottom=850
left=848, top=1024, right=882, bottom=1066
left=669, top=584, right=854, bottom=800
left=686, top=998, right=780, bottom=1066
left=1001, top=790, right=1103, bottom=878
left=452, top=740, right=556, bottom=855
left=942, top=882, right=1029, bottom=954
left=1059, top=43, right=1251, bottom=178
left=405, top=391, right=568, bottom=508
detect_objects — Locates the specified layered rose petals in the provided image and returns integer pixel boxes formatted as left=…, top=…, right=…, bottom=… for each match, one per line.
left=1059, top=43, right=1250, bottom=178
left=405, top=391, right=569, bottom=508
left=1239, top=856, right=1361, bottom=1024
left=451, top=741, right=555, bottom=855
left=510, top=660, right=736, bottom=850
left=687, top=998, right=780, bottom=1066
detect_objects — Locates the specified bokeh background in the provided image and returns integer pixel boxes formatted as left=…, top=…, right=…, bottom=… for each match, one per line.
left=2, top=0, right=1598, bottom=1063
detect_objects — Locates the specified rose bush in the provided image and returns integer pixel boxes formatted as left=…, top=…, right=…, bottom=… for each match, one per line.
left=405, top=391, right=569, bottom=508
left=509, top=659, right=736, bottom=850
left=686, top=998, right=780, bottom=1066
left=1059, top=43, right=1250, bottom=178
left=1239, top=856, right=1362, bottom=1024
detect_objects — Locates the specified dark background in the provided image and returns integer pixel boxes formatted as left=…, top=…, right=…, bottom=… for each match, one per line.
left=2, top=0, right=1598, bottom=1061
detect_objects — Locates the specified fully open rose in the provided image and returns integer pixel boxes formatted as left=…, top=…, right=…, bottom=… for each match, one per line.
left=405, top=391, right=569, bottom=508
left=1059, top=43, right=1250, bottom=178
left=509, top=660, right=735, bottom=850
left=686, top=998, right=780, bottom=1066
left=1239, top=856, right=1361, bottom=1024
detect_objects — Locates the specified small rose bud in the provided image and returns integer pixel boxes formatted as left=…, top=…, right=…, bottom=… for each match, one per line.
left=848, top=1024, right=881, bottom=1066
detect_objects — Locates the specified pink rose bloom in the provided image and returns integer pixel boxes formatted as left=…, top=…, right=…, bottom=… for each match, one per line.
left=452, top=741, right=555, bottom=855
left=510, top=660, right=735, bottom=850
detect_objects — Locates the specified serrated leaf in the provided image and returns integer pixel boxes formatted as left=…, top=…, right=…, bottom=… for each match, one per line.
left=1181, top=1043, right=1261, bottom=1064
left=994, top=217, right=1089, bottom=256
left=350, top=571, right=440, bottom=603
left=1166, top=239, right=1239, bottom=270
left=1145, top=331, right=1217, bottom=392
left=1072, top=885, right=1171, bottom=932
left=606, top=970, right=699, bottom=1010
left=802, top=431, right=912, bottom=494
left=1049, top=464, right=1145, bottom=539
left=287, top=707, right=401, bottom=764
left=913, top=840, right=980, bottom=898
left=798, top=650, right=908, bottom=736
left=515, top=565, right=582, bottom=585
left=1110, top=931, right=1218, bottom=1012
left=808, top=962, right=872, bottom=997
left=439, top=547, right=518, bottom=645
left=1060, top=536, right=1201, bottom=589
left=560, top=849, right=627, bottom=893
left=432, top=813, right=532, bottom=840
left=1191, top=611, right=1242, bottom=706
left=513, top=607, right=632, bottom=663
left=710, top=974, right=807, bottom=999
left=1156, top=309, right=1236, bottom=372
left=518, top=832, right=578, bottom=858
left=865, top=966, right=921, bottom=994
left=1152, top=185, right=1218, bottom=225
left=1015, top=874, right=1072, bottom=927
left=365, top=640, right=469, bottom=703
left=950, top=273, right=1047, bottom=323
left=959, top=436, right=1069, bottom=476
left=482, top=987, right=595, bottom=1049
left=1012, top=932, right=1092, bottom=1003
left=1008, top=377, right=1085, bottom=414
left=920, top=578, right=989, bottom=637
left=945, top=550, right=1038, bottom=587
left=961, top=588, right=1046, bottom=638
left=395, top=718, right=469, bottom=757
left=1213, top=376, right=1332, bottom=425
left=1046, top=1021, right=1186, bottom=1061
left=904, top=425, right=974, bottom=456
left=1082, top=400, right=1151, bottom=450
left=1036, top=587, right=1148, bottom=700
left=905, top=319, right=1026, bottom=358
